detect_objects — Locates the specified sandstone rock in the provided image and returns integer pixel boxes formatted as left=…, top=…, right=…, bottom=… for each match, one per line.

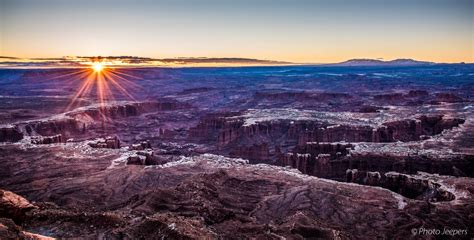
left=3, top=100, right=190, bottom=142
left=71, top=101, right=187, bottom=121
left=188, top=112, right=242, bottom=141
left=31, top=134, right=62, bottom=145
left=105, top=136, right=121, bottom=149
left=0, top=126, right=23, bottom=142
left=434, top=93, right=465, bottom=103
left=0, top=218, right=54, bottom=240
left=373, top=93, right=405, bottom=101
left=282, top=152, right=334, bottom=177
left=153, top=142, right=198, bottom=156
left=0, top=189, right=36, bottom=223
left=284, top=146, right=474, bottom=180
left=0, top=218, right=23, bottom=239
left=127, top=150, right=155, bottom=165
left=112, top=213, right=216, bottom=239
left=383, top=172, right=455, bottom=202
left=88, top=136, right=120, bottom=149
left=281, top=142, right=353, bottom=177
left=381, top=115, right=464, bottom=142
left=406, top=90, right=429, bottom=98
left=23, top=118, right=82, bottom=137
left=22, top=231, right=55, bottom=240
left=127, top=154, right=147, bottom=165
left=193, top=113, right=463, bottom=152
left=293, top=142, right=353, bottom=158
left=346, top=170, right=455, bottom=202
left=358, top=105, right=383, bottom=113
left=0, top=218, right=52, bottom=240
left=130, top=140, right=151, bottom=150
left=0, top=151, right=472, bottom=239
left=229, top=143, right=270, bottom=162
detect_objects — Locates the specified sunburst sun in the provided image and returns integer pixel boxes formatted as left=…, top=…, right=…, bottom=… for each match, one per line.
left=92, top=62, right=104, bottom=73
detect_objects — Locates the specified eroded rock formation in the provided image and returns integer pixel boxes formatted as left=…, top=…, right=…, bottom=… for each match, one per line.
left=0, top=126, right=23, bottom=142
left=88, top=136, right=121, bottom=149
left=130, top=140, right=152, bottom=150
left=2, top=100, right=190, bottom=143
left=127, top=150, right=155, bottom=165
left=0, top=154, right=472, bottom=239
left=190, top=112, right=465, bottom=165
left=346, top=170, right=455, bottom=202
left=0, top=65, right=472, bottom=239
left=31, top=134, right=62, bottom=145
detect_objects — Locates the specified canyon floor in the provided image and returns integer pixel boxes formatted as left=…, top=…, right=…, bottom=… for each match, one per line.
left=0, top=64, right=473, bottom=239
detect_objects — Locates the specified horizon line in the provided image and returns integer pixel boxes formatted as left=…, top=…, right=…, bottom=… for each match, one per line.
left=0, top=55, right=472, bottom=69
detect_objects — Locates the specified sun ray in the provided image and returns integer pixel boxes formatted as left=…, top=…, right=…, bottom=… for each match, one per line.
left=65, top=73, right=95, bottom=111
left=105, top=71, right=143, bottom=91
left=63, top=62, right=143, bottom=123
left=106, top=68, right=142, bottom=84
left=45, top=69, right=90, bottom=96
left=108, top=69, right=143, bottom=80
left=46, top=69, right=90, bottom=81
left=102, top=71, right=137, bottom=100
left=61, top=71, right=92, bottom=87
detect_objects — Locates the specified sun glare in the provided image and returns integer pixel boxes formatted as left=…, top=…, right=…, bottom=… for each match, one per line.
left=92, top=62, right=104, bottom=73
left=65, top=60, right=141, bottom=112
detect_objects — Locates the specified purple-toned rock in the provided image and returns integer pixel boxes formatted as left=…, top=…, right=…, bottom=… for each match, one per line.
left=127, top=154, right=147, bottom=165
left=130, top=140, right=152, bottom=150
left=229, top=143, right=270, bottom=162
left=434, top=93, right=465, bottom=103
left=406, top=90, right=429, bottom=98
left=127, top=150, right=155, bottom=165
left=31, top=134, right=62, bottom=144
left=346, top=170, right=455, bottom=202
left=373, top=93, right=405, bottom=101
left=0, top=126, right=23, bottom=142
left=88, top=136, right=121, bottom=149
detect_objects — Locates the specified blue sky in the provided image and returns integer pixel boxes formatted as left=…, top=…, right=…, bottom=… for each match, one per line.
left=1, top=0, right=472, bottom=63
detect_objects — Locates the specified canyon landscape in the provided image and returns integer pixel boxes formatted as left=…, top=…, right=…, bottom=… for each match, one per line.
left=0, top=62, right=473, bottom=239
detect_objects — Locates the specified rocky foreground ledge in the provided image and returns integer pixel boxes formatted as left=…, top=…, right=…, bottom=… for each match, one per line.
left=0, top=153, right=472, bottom=239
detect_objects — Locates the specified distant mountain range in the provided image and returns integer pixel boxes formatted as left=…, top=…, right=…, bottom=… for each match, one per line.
left=330, top=58, right=435, bottom=66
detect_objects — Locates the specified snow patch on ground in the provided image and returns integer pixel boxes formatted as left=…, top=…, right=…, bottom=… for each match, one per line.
left=230, top=108, right=406, bottom=127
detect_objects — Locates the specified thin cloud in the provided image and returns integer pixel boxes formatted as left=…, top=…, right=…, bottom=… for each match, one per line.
left=0, top=56, right=293, bottom=68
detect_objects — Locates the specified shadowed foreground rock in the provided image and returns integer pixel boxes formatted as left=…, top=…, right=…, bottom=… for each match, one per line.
left=0, top=190, right=52, bottom=239
left=0, top=154, right=472, bottom=239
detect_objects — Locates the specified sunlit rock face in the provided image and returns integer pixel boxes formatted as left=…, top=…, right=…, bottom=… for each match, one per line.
left=0, top=65, right=472, bottom=238
left=0, top=189, right=37, bottom=223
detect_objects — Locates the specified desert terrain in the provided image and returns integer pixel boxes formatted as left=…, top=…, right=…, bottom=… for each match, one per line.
left=0, top=63, right=473, bottom=239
